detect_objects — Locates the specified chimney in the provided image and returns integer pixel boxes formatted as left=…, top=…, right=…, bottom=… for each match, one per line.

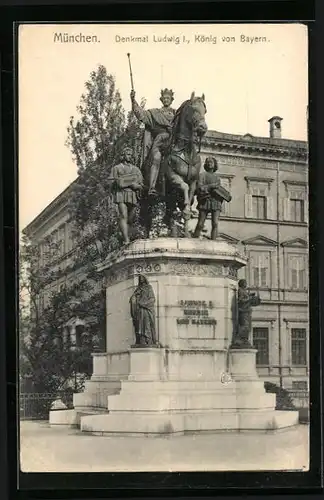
left=268, top=116, right=283, bottom=139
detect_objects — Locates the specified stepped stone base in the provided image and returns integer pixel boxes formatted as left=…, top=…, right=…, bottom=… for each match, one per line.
left=49, top=240, right=299, bottom=434
left=80, top=409, right=298, bottom=435
left=49, top=408, right=108, bottom=427
left=50, top=348, right=299, bottom=434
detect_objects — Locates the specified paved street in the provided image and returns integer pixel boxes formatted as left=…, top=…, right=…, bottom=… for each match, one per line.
left=20, top=420, right=309, bottom=472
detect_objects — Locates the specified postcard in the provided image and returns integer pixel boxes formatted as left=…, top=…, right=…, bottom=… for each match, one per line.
left=18, top=22, right=309, bottom=473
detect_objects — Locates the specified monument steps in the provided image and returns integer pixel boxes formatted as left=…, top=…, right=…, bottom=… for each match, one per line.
left=79, top=409, right=298, bottom=435
left=49, top=239, right=299, bottom=435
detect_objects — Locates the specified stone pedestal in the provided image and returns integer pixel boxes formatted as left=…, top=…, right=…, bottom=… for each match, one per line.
left=229, top=349, right=258, bottom=379
left=92, top=352, right=108, bottom=378
left=128, top=347, right=164, bottom=381
left=50, top=238, right=299, bottom=433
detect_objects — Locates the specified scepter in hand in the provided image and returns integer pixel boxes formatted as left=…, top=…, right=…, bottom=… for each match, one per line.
left=127, top=53, right=136, bottom=102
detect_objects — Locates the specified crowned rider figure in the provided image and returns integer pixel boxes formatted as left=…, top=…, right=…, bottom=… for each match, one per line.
left=131, top=88, right=176, bottom=197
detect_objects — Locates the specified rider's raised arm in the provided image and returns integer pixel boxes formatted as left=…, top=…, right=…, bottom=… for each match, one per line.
left=131, top=92, right=154, bottom=128
left=133, top=101, right=154, bottom=127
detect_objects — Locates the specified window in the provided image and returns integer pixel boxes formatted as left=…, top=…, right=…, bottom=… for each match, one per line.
left=75, top=325, right=85, bottom=347
left=289, top=255, right=306, bottom=290
left=58, top=225, right=66, bottom=256
left=290, top=199, right=304, bottom=223
left=65, top=223, right=74, bottom=253
left=292, top=380, right=308, bottom=391
left=244, top=178, right=275, bottom=219
left=253, top=327, right=269, bottom=365
left=252, top=195, right=267, bottom=219
left=253, top=263, right=267, bottom=287
left=219, top=177, right=232, bottom=216
left=250, top=252, right=270, bottom=288
left=291, top=328, right=307, bottom=366
left=68, top=324, right=85, bottom=350
left=37, top=243, right=43, bottom=267
left=283, top=183, right=308, bottom=223
left=40, top=240, right=50, bottom=266
left=45, top=227, right=65, bottom=260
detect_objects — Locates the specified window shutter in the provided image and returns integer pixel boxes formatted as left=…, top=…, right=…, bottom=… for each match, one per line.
left=244, top=194, right=253, bottom=218
left=266, top=197, right=275, bottom=220
left=299, top=269, right=306, bottom=289
left=283, top=197, right=291, bottom=221
left=261, top=268, right=267, bottom=287
left=253, top=267, right=259, bottom=287
left=221, top=179, right=231, bottom=215
left=303, top=197, right=309, bottom=223
left=291, top=269, right=298, bottom=289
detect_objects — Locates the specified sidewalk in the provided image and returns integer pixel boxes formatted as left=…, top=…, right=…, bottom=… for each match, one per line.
left=20, top=420, right=309, bottom=473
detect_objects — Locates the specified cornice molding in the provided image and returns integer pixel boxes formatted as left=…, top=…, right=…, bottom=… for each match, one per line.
left=23, top=182, right=75, bottom=236
left=283, top=180, right=308, bottom=188
left=281, top=238, right=308, bottom=248
left=217, top=232, right=240, bottom=244
left=242, top=235, right=278, bottom=246
left=283, top=318, right=309, bottom=324
left=244, top=176, right=274, bottom=188
left=202, top=136, right=308, bottom=162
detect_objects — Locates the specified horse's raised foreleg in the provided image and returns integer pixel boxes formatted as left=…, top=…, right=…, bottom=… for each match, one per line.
left=182, top=182, right=192, bottom=237
left=164, top=192, right=178, bottom=238
left=188, top=180, right=197, bottom=206
left=177, top=181, right=190, bottom=215
left=181, top=180, right=197, bottom=238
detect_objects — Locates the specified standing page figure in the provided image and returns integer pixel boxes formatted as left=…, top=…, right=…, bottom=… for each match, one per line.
left=111, top=146, right=143, bottom=244
left=193, top=156, right=231, bottom=240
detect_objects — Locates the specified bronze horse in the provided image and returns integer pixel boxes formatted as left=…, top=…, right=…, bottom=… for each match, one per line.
left=140, top=92, right=207, bottom=237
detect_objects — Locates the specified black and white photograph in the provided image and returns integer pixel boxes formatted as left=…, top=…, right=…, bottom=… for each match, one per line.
left=18, top=23, right=309, bottom=473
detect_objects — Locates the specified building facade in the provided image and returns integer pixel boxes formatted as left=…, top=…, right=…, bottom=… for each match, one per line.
left=24, top=116, right=308, bottom=392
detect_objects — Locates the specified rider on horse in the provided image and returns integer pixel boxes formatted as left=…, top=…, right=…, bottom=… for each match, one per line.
left=131, top=88, right=176, bottom=197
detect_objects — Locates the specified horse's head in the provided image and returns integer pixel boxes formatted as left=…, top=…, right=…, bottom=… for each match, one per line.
left=172, top=93, right=207, bottom=144
left=188, top=92, right=208, bottom=137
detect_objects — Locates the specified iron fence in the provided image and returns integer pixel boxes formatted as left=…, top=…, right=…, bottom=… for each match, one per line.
left=288, top=390, right=309, bottom=409
left=20, top=391, right=74, bottom=420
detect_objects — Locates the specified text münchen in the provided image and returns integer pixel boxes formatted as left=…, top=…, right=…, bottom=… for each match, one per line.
left=53, top=32, right=99, bottom=43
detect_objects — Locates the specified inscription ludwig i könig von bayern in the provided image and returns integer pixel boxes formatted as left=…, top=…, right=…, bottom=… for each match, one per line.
left=176, top=300, right=217, bottom=326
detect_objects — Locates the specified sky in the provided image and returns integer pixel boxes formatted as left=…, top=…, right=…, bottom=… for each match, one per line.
left=18, top=23, right=308, bottom=230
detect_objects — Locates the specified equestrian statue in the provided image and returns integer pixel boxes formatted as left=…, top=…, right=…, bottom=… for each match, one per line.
left=125, top=53, right=230, bottom=239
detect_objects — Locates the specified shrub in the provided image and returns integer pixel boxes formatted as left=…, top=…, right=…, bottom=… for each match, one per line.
left=264, top=381, right=296, bottom=410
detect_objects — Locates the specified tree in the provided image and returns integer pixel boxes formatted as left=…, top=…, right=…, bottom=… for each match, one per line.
left=19, top=234, right=94, bottom=398
left=66, top=65, right=145, bottom=349
left=19, top=66, right=148, bottom=404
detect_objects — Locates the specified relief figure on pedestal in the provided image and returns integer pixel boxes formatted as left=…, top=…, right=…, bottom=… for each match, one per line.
left=193, top=157, right=232, bottom=240
left=111, top=146, right=144, bottom=244
left=130, top=274, right=157, bottom=346
left=231, top=279, right=261, bottom=349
